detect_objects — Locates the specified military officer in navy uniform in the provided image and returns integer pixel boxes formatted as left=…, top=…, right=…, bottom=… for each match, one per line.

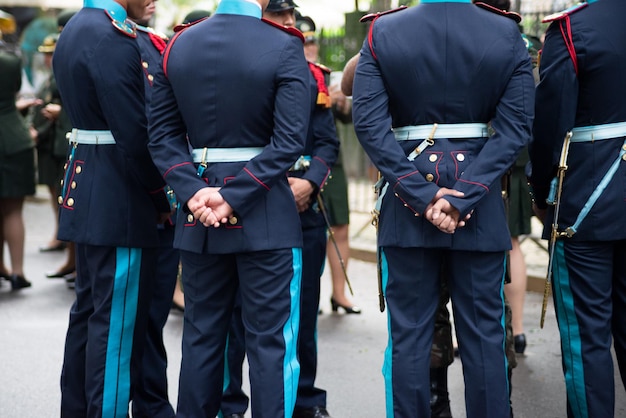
left=129, top=1, right=178, bottom=417
left=147, top=0, right=311, bottom=416
left=529, top=1, right=626, bottom=416
left=52, top=0, right=172, bottom=415
left=352, top=1, right=535, bottom=417
left=219, top=3, right=339, bottom=418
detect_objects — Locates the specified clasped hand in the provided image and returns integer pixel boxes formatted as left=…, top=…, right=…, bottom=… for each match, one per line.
left=187, top=187, right=233, bottom=228
left=424, top=187, right=471, bottom=234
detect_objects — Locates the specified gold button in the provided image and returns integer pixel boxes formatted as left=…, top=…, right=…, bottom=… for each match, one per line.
left=63, top=163, right=67, bottom=170
left=57, top=196, right=63, bottom=204
left=394, top=193, right=399, bottom=197
left=622, top=154, right=626, bottom=161
left=148, top=74, right=154, bottom=82
left=60, top=179, right=64, bottom=186
left=425, top=173, right=434, bottom=182
left=456, top=153, right=465, bottom=162
left=429, top=154, right=437, bottom=162
left=622, top=144, right=626, bottom=151
left=142, top=61, right=148, bottom=68
left=71, top=181, right=77, bottom=190
left=75, top=166, right=82, bottom=174
left=229, top=216, right=238, bottom=225
left=187, top=214, right=194, bottom=223
left=67, top=198, right=74, bottom=207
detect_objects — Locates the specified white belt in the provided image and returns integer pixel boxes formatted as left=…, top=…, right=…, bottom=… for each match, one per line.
left=570, top=121, right=626, bottom=142
left=393, top=123, right=489, bottom=141
left=191, top=147, right=264, bottom=163
left=69, top=128, right=116, bottom=144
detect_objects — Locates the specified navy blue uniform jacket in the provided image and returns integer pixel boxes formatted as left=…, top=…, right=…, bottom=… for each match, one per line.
left=530, top=0, right=626, bottom=241
left=290, top=63, right=339, bottom=229
left=352, top=1, right=535, bottom=251
left=148, top=14, right=311, bottom=254
left=53, top=8, right=169, bottom=248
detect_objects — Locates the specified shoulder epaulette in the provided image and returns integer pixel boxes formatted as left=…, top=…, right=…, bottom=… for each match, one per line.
left=106, top=11, right=136, bottom=38
left=542, top=3, right=588, bottom=23
left=314, top=62, right=332, bottom=74
left=474, top=2, right=522, bottom=23
left=359, top=6, right=407, bottom=23
left=162, top=29, right=186, bottom=78
left=261, top=18, right=305, bottom=43
left=173, top=16, right=208, bottom=33
left=360, top=6, right=408, bottom=61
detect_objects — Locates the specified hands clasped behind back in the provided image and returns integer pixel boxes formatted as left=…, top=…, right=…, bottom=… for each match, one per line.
left=188, top=187, right=233, bottom=228
left=424, top=187, right=471, bottom=234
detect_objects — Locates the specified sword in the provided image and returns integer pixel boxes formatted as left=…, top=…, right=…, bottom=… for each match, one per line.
left=372, top=171, right=386, bottom=312
left=540, top=131, right=572, bottom=328
left=316, top=194, right=354, bottom=296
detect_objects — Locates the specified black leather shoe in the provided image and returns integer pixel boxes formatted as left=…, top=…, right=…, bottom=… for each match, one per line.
left=330, top=297, right=361, bottom=314
left=223, top=414, right=245, bottom=418
left=10, top=274, right=31, bottom=290
left=39, top=242, right=67, bottom=252
left=514, top=333, right=526, bottom=354
left=46, top=266, right=75, bottom=278
left=293, top=406, right=332, bottom=418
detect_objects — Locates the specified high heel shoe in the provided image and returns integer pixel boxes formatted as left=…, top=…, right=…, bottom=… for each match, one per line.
left=330, top=297, right=361, bottom=314
left=10, top=274, right=31, bottom=290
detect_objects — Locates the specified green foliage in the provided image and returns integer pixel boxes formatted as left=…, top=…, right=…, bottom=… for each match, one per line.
left=319, top=26, right=347, bottom=71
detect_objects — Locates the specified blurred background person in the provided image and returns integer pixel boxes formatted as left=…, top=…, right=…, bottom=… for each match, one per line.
left=43, top=9, right=78, bottom=286
left=325, top=55, right=361, bottom=316
left=30, top=33, right=71, bottom=255
left=0, top=10, right=35, bottom=291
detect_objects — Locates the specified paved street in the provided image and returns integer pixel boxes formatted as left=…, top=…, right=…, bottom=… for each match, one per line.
left=1, top=188, right=624, bottom=417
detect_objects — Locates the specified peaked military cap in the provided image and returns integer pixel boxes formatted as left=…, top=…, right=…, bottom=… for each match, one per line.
left=38, top=33, right=59, bottom=53
left=266, top=0, right=298, bottom=12
left=182, top=9, right=211, bottom=25
left=296, top=15, right=316, bottom=43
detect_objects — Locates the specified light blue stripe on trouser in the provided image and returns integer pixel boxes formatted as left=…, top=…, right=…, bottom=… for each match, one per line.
left=283, top=248, right=302, bottom=417
left=102, top=247, right=141, bottom=418
left=551, top=241, right=588, bottom=418
left=69, top=128, right=116, bottom=144
left=218, top=334, right=232, bottom=418
left=379, top=249, right=394, bottom=417
left=500, top=256, right=510, bottom=396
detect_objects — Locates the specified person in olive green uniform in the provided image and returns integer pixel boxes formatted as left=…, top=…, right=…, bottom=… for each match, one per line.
left=43, top=10, right=78, bottom=284
left=0, top=15, right=36, bottom=290
left=30, top=33, right=72, bottom=254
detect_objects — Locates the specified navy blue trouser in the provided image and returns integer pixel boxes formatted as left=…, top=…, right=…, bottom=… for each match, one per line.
left=60, top=244, right=157, bottom=418
left=380, top=247, right=510, bottom=418
left=132, top=225, right=179, bottom=418
left=221, top=226, right=328, bottom=415
left=178, top=248, right=301, bottom=418
left=551, top=239, right=626, bottom=418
